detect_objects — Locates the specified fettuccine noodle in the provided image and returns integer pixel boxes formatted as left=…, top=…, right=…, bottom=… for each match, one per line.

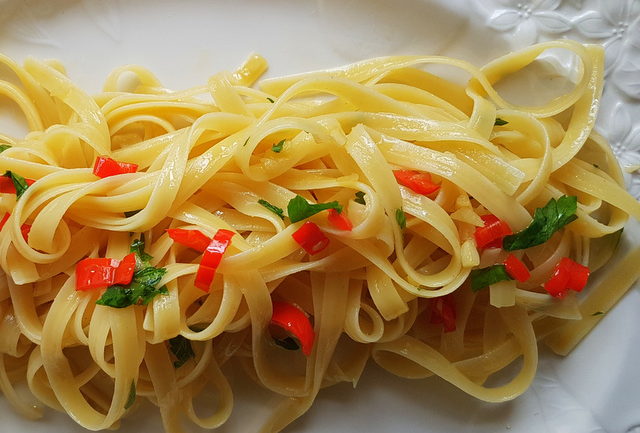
left=0, top=40, right=638, bottom=432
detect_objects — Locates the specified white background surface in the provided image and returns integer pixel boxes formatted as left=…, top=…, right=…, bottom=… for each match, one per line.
left=0, top=1, right=638, bottom=432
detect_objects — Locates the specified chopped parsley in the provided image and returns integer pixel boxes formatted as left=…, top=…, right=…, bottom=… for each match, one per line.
left=395, top=208, right=406, bottom=230
left=124, top=209, right=141, bottom=218
left=258, top=199, right=285, bottom=219
left=0, top=144, right=11, bottom=153
left=272, top=139, right=285, bottom=153
left=124, top=381, right=136, bottom=409
left=591, top=311, right=604, bottom=316
left=287, top=195, right=342, bottom=223
left=494, top=118, right=509, bottom=126
left=354, top=191, right=366, bottom=205
left=267, top=97, right=275, bottom=103
left=168, top=335, right=195, bottom=368
left=469, top=264, right=512, bottom=292
left=96, top=236, right=168, bottom=308
left=503, top=196, right=578, bottom=251
left=3, top=171, right=30, bottom=199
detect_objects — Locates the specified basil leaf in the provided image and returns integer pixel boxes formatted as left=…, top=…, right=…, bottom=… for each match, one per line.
left=124, top=209, right=141, bottom=217
left=274, top=337, right=300, bottom=351
left=130, top=234, right=153, bottom=266
left=0, top=144, right=11, bottom=153
left=503, top=196, right=578, bottom=251
left=395, top=208, right=406, bottom=230
left=258, top=199, right=285, bottom=219
left=494, top=117, right=509, bottom=126
left=470, top=264, right=512, bottom=292
left=125, top=381, right=136, bottom=409
left=3, top=171, right=30, bottom=199
left=287, top=195, right=342, bottom=223
left=354, top=191, right=366, bottom=205
left=271, top=139, right=285, bottom=153
left=134, top=266, right=166, bottom=288
left=168, top=335, right=195, bottom=368
left=95, top=285, right=131, bottom=308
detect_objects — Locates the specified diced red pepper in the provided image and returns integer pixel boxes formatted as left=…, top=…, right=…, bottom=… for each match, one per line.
left=327, top=208, right=353, bottom=231
left=75, top=257, right=121, bottom=291
left=393, top=170, right=440, bottom=195
left=270, top=301, right=315, bottom=356
left=291, top=221, right=329, bottom=255
left=0, top=212, right=9, bottom=230
left=504, top=254, right=530, bottom=282
left=0, top=176, right=35, bottom=194
left=113, top=253, right=136, bottom=285
left=474, top=214, right=512, bottom=249
left=194, top=229, right=235, bottom=292
left=167, top=228, right=211, bottom=253
left=20, top=224, right=31, bottom=241
left=429, top=295, right=456, bottom=332
left=544, top=257, right=590, bottom=298
left=93, top=156, right=138, bottom=178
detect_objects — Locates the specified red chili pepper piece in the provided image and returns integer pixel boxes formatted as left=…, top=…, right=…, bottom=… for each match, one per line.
left=504, top=254, right=530, bottom=282
left=544, top=257, right=590, bottom=298
left=429, top=295, right=456, bottom=332
left=167, top=228, right=211, bottom=253
left=75, top=257, right=120, bottom=291
left=291, top=221, right=329, bottom=255
left=20, top=224, right=31, bottom=241
left=327, top=208, right=353, bottom=231
left=0, top=177, right=35, bottom=194
left=113, top=253, right=136, bottom=285
left=0, top=212, right=10, bottom=230
left=93, top=156, right=139, bottom=178
left=393, top=170, right=440, bottom=195
left=474, top=214, right=512, bottom=249
left=270, top=301, right=315, bottom=356
left=194, top=229, right=235, bottom=292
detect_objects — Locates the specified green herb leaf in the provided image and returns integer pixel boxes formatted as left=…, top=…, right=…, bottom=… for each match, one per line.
left=134, top=266, right=166, bottom=288
left=130, top=234, right=153, bottom=266
left=591, top=311, right=604, bottom=316
left=395, top=208, right=406, bottom=230
left=274, top=337, right=300, bottom=351
left=287, top=195, right=342, bottom=223
left=258, top=199, right=285, bottom=219
left=267, top=97, right=275, bottom=103
left=0, top=144, right=11, bottom=153
left=503, top=196, right=578, bottom=251
left=3, top=171, right=30, bottom=199
left=494, top=117, right=509, bottom=126
left=243, top=136, right=250, bottom=147
left=124, top=209, right=141, bottom=217
left=354, top=191, right=366, bottom=205
left=168, top=335, right=195, bottom=368
left=271, top=139, right=285, bottom=153
left=125, top=381, right=136, bottom=409
left=470, top=264, right=512, bottom=292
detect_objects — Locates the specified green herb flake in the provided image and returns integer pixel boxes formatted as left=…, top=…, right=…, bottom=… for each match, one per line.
left=271, top=139, right=285, bottom=153
left=258, top=199, right=285, bottom=219
left=130, top=234, right=153, bottom=266
left=395, top=208, right=406, bottom=230
left=469, top=264, right=512, bottom=292
left=3, top=170, right=30, bottom=199
left=503, top=195, right=578, bottom=251
left=124, top=381, right=136, bottom=409
left=243, top=136, right=250, bottom=147
left=0, top=144, right=11, bottom=153
left=287, top=195, right=342, bottom=223
left=354, top=191, right=366, bottom=205
left=274, top=337, right=300, bottom=351
left=124, top=209, right=142, bottom=218
left=591, top=311, right=604, bottom=316
left=494, top=117, right=509, bottom=126
left=267, top=97, right=275, bottom=103
left=168, top=335, right=195, bottom=368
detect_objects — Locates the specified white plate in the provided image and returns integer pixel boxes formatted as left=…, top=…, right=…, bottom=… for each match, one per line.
left=0, top=1, right=639, bottom=432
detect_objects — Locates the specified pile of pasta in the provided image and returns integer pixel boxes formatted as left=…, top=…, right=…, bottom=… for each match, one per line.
left=0, top=40, right=639, bottom=432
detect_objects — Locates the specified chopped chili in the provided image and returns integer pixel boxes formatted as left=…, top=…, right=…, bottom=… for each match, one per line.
left=76, top=257, right=121, bottom=291
left=167, top=228, right=211, bottom=253
left=270, top=301, right=315, bottom=356
left=504, top=254, right=530, bottom=282
left=291, top=221, right=329, bottom=255
left=194, top=229, right=235, bottom=292
left=474, top=214, right=512, bottom=249
left=327, top=208, right=353, bottom=231
left=93, top=156, right=138, bottom=178
left=393, top=169, right=440, bottom=195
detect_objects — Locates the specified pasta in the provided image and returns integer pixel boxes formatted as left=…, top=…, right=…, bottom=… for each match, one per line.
left=0, top=40, right=638, bottom=432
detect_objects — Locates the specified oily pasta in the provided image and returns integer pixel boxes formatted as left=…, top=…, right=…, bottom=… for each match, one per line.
left=0, top=40, right=639, bottom=433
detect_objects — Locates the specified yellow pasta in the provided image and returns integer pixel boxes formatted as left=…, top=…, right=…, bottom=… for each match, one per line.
left=0, top=40, right=638, bottom=432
